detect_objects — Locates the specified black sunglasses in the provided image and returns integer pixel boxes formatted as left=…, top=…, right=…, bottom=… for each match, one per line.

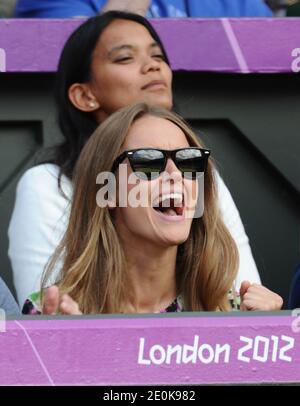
left=112, top=147, right=210, bottom=180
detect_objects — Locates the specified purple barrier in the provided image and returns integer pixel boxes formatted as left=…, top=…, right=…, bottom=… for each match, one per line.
left=0, top=314, right=299, bottom=385
left=0, top=18, right=300, bottom=73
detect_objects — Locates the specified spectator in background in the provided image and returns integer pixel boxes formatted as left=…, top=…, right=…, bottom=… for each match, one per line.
left=146, top=0, right=273, bottom=17
left=15, top=0, right=273, bottom=18
left=289, top=262, right=300, bottom=308
left=0, top=0, right=17, bottom=18
left=286, top=0, right=300, bottom=15
left=266, top=0, right=288, bottom=16
left=265, top=0, right=300, bottom=16
left=15, top=0, right=150, bottom=17
left=0, top=277, right=20, bottom=316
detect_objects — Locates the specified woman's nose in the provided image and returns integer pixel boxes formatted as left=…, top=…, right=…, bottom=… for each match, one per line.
left=141, top=56, right=161, bottom=73
left=165, top=158, right=182, bottom=181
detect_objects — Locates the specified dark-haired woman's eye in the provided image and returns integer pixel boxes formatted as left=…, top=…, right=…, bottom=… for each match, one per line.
left=115, top=56, right=133, bottom=63
left=152, top=54, right=165, bottom=61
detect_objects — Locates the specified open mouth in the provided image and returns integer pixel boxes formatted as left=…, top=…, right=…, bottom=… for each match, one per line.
left=152, top=193, right=184, bottom=217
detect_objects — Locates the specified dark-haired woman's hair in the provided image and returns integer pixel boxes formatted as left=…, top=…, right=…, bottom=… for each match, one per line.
left=51, top=11, right=170, bottom=185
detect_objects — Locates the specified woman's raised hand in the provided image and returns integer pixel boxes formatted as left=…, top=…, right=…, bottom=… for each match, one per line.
left=240, top=280, right=283, bottom=311
left=42, top=286, right=82, bottom=315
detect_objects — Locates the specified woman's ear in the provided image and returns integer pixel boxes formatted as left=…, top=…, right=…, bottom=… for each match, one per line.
left=68, top=83, right=100, bottom=112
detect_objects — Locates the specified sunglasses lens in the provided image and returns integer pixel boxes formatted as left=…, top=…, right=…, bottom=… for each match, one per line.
left=131, top=149, right=165, bottom=179
left=176, top=149, right=206, bottom=178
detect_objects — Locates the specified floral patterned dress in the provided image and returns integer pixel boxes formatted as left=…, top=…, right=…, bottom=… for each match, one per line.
left=22, top=290, right=240, bottom=315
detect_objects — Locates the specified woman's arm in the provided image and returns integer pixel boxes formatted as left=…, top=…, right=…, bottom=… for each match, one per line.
left=8, top=164, right=72, bottom=307
left=216, top=172, right=261, bottom=288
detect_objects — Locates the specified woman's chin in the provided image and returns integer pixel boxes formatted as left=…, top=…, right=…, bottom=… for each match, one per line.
left=142, top=94, right=172, bottom=111
left=158, top=233, right=189, bottom=247
left=156, top=229, right=189, bottom=245
left=151, top=212, right=190, bottom=246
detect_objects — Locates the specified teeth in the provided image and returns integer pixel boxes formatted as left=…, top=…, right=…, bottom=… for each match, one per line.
left=153, top=193, right=183, bottom=207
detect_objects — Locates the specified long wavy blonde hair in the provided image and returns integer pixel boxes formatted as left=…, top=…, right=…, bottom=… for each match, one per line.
left=42, top=103, right=239, bottom=313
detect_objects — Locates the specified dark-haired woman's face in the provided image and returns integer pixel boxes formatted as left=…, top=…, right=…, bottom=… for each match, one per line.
left=89, top=19, right=173, bottom=121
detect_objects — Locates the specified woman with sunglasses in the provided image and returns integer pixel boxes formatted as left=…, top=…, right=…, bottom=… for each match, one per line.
left=22, top=103, right=282, bottom=315
left=9, top=11, right=260, bottom=308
